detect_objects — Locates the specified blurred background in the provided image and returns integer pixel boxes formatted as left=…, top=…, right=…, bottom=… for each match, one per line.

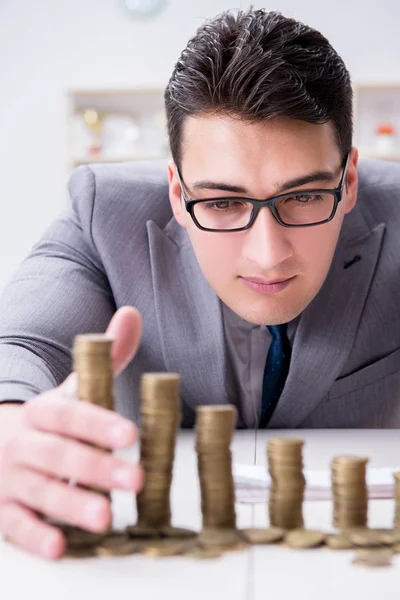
left=1, top=0, right=400, bottom=292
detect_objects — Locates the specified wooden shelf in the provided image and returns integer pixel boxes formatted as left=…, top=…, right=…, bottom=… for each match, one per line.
left=66, top=86, right=168, bottom=174
left=353, top=82, right=400, bottom=156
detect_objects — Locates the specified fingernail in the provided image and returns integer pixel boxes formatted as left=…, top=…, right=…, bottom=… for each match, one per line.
left=107, top=422, right=134, bottom=446
left=84, top=499, right=105, bottom=528
left=111, top=466, right=136, bottom=488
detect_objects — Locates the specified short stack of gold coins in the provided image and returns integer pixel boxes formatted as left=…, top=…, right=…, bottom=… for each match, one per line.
left=267, top=438, right=305, bottom=530
left=393, top=472, right=400, bottom=529
left=195, top=405, right=243, bottom=551
left=331, top=456, right=369, bottom=530
left=134, top=372, right=181, bottom=531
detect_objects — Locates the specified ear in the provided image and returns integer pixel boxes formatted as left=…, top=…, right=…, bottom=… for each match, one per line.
left=343, top=147, right=359, bottom=215
left=168, top=162, right=187, bottom=228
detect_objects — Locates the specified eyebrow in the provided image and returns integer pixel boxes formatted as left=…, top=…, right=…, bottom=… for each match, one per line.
left=191, top=168, right=338, bottom=196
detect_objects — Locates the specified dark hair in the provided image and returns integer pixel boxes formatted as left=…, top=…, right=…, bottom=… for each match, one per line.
left=164, top=8, right=353, bottom=169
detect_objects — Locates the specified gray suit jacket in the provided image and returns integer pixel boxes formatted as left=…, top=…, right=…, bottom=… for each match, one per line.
left=0, top=159, right=399, bottom=428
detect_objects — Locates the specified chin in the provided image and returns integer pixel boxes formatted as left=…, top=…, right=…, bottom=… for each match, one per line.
left=231, top=300, right=306, bottom=326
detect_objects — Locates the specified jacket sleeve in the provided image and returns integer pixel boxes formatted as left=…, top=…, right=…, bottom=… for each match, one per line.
left=0, top=166, right=116, bottom=403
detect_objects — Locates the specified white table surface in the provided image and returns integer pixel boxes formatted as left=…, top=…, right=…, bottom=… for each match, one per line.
left=1, top=429, right=400, bottom=600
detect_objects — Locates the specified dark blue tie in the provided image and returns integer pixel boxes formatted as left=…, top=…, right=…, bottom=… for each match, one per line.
left=260, top=324, right=291, bottom=428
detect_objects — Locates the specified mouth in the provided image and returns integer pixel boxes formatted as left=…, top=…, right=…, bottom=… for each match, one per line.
left=240, top=275, right=296, bottom=294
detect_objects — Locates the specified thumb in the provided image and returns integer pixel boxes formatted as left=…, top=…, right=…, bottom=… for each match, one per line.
left=105, top=306, right=143, bottom=376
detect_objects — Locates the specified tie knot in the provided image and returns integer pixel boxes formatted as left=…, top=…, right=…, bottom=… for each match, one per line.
left=267, top=324, right=288, bottom=339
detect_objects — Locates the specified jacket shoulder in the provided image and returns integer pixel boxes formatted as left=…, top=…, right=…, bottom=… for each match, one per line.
left=68, top=159, right=172, bottom=231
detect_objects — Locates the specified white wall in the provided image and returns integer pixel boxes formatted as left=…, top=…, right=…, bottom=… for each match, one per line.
left=1, top=0, right=399, bottom=290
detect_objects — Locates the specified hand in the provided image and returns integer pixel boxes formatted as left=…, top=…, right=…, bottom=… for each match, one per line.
left=0, top=306, right=144, bottom=560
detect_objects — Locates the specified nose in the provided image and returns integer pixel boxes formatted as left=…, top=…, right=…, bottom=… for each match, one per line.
left=241, top=206, right=293, bottom=270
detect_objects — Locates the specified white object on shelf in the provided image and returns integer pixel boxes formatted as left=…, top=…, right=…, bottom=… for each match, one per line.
left=353, top=82, right=400, bottom=155
left=101, top=114, right=141, bottom=158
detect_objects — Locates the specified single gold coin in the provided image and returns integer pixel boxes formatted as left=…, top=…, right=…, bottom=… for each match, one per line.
left=285, top=529, right=326, bottom=549
left=95, top=533, right=140, bottom=557
left=63, top=527, right=109, bottom=549
left=268, top=437, right=304, bottom=447
left=184, top=546, right=223, bottom=560
left=224, top=541, right=249, bottom=553
left=345, top=528, right=396, bottom=547
left=140, top=539, right=195, bottom=558
left=352, top=547, right=393, bottom=567
left=326, top=534, right=354, bottom=550
left=64, top=546, right=97, bottom=559
left=240, top=527, right=285, bottom=545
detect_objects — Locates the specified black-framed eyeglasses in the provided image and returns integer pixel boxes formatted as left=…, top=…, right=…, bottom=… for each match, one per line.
left=176, top=153, right=350, bottom=232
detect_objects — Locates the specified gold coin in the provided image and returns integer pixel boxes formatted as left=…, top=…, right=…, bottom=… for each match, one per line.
left=345, top=528, right=395, bottom=547
left=64, top=546, right=97, bottom=559
left=352, top=547, right=393, bottom=567
left=95, top=533, right=140, bottom=557
left=224, top=541, right=248, bottom=553
left=240, top=527, right=285, bottom=545
left=140, top=539, right=195, bottom=558
left=326, top=534, right=354, bottom=550
left=331, top=456, right=368, bottom=466
left=184, top=546, right=223, bottom=559
left=285, top=529, right=326, bottom=549
left=267, top=437, right=304, bottom=447
left=63, top=527, right=109, bottom=549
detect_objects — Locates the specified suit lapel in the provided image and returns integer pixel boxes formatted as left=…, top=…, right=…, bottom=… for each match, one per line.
left=147, top=218, right=230, bottom=416
left=268, top=209, right=386, bottom=428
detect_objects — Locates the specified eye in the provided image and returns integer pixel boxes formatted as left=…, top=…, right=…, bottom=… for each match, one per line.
left=293, top=194, right=324, bottom=203
left=204, top=200, right=245, bottom=210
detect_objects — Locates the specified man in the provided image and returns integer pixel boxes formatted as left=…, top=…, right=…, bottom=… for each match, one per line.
left=0, top=8, right=399, bottom=559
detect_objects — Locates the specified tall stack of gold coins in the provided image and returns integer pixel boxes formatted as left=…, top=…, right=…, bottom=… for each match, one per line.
left=267, top=438, right=305, bottom=529
left=135, top=373, right=181, bottom=530
left=62, top=334, right=115, bottom=552
left=195, top=405, right=243, bottom=549
left=331, top=456, right=369, bottom=530
left=73, top=333, right=114, bottom=497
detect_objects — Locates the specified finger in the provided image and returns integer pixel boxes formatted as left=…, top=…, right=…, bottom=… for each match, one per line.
left=24, top=394, right=137, bottom=449
left=9, top=429, right=144, bottom=492
left=5, top=467, right=112, bottom=533
left=105, top=306, right=142, bottom=376
left=0, top=501, right=65, bottom=560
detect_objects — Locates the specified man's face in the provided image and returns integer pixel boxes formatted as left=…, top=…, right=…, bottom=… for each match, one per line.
left=168, top=115, right=358, bottom=325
